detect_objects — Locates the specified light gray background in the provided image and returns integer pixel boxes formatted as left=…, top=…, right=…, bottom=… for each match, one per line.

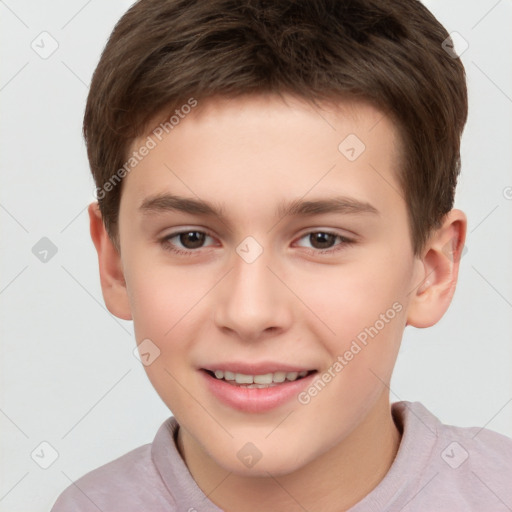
left=1, top=1, right=511, bottom=510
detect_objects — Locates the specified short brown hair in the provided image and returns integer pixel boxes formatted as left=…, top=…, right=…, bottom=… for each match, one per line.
left=84, top=0, right=467, bottom=256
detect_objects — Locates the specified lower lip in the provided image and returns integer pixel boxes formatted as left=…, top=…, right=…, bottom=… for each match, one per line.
left=201, top=370, right=317, bottom=413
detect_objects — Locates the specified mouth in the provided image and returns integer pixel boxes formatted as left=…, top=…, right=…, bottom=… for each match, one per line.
left=202, top=369, right=316, bottom=388
left=200, top=366, right=318, bottom=413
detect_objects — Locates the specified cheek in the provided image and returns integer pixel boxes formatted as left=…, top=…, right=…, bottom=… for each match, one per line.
left=309, top=259, right=405, bottom=340
left=127, top=268, right=201, bottom=412
left=308, top=259, right=409, bottom=400
left=127, top=265, right=214, bottom=382
left=128, top=263, right=206, bottom=340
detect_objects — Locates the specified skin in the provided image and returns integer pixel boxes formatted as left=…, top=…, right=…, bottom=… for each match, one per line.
left=89, top=94, right=466, bottom=511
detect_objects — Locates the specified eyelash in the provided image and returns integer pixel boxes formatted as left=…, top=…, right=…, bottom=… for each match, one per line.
left=159, top=229, right=355, bottom=257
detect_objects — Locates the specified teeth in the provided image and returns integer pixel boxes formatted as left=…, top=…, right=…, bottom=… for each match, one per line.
left=235, top=373, right=253, bottom=384
left=210, top=370, right=310, bottom=384
left=254, top=373, right=273, bottom=384
left=273, top=371, right=286, bottom=383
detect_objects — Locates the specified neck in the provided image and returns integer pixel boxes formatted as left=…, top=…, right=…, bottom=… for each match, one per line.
left=177, top=392, right=401, bottom=512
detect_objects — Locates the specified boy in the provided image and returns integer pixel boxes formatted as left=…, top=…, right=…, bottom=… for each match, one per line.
left=51, top=0, right=512, bottom=510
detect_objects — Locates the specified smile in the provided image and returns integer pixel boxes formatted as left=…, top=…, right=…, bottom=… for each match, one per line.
left=207, top=369, right=313, bottom=388
left=201, top=367, right=318, bottom=412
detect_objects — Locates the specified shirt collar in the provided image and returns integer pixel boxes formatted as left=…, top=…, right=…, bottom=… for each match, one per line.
left=151, top=401, right=440, bottom=511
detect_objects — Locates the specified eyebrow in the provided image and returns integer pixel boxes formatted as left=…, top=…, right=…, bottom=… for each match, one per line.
left=139, top=193, right=379, bottom=223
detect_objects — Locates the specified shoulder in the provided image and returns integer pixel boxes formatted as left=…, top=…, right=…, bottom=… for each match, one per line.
left=50, top=440, right=176, bottom=511
left=432, top=407, right=512, bottom=479
left=421, top=402, right=512, bottom=471
left=394, top=401, right=512, bottom=509
left=395, top=400, right=512, bottom=462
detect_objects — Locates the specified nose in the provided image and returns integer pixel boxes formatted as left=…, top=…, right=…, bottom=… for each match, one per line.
left=214, top=247, right=293, bottom=342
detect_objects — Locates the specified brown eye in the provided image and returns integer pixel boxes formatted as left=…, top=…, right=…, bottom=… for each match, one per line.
left=295, top=231, right=355, bottom=255
left=160, top=229, right=216, bottom=255
left=308, top=232, right=337, bottom=250
left=178, top=231, right=206, bottom=249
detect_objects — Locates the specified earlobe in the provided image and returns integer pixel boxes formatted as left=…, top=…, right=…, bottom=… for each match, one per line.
left=406, top=209, right=467, bottom=328
left=88, top=202, right=132, bottom=321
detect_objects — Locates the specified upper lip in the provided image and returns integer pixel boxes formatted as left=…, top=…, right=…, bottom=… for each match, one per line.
left=201, top=362, right=316, bottom=374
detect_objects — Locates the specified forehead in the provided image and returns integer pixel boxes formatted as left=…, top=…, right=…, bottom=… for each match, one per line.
left=120, top=94, right=404, bottom=223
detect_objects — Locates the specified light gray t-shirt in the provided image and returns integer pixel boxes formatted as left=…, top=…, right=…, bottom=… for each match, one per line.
left=50, top=401, right=512, bottom=511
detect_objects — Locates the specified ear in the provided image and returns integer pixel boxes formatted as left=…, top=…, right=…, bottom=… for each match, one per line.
left=406, top=209, right=467, bottom=328
left=88, top=202, right=132, bottom=320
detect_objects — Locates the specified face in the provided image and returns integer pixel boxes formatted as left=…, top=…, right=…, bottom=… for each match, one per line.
left=116, top=94, right=424, bottom=475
